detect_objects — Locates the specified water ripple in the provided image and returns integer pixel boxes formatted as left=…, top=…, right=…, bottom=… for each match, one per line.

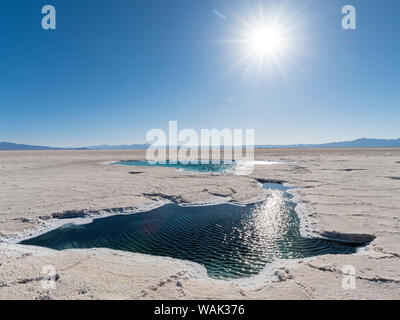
left=22, top=192, right=361, bottom=279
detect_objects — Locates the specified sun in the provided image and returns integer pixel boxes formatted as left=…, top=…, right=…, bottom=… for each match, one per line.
left=248, top=25, right=286, bottom=58
left=214, top=3, right=307, bottom=80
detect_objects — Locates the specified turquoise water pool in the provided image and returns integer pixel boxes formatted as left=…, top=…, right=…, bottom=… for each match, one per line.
left=114, top=160, right=234, bottom=173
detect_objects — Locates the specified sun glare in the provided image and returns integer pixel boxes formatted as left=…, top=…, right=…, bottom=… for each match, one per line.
left=248, top=25, right=286, bottom=58
left=215, top=3, right=308, bottom=81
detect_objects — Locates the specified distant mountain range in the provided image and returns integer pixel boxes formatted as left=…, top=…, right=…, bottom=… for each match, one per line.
left=256, top=138, right=400, bottom=149
left=1, top=138, right=400, bottom=150
left=0, top=142, right=88, bottom=151
left=86, top=144, right=150, bottom=150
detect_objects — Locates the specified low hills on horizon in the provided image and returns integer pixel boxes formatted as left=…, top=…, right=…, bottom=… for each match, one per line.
left=1, top=138, right=400, bottom=151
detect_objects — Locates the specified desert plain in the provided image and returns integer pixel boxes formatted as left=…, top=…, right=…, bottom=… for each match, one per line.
left=0, top=148, right=399, bottom=299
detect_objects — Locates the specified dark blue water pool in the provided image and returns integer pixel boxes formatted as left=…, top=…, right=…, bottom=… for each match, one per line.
left=22, top=185, right=360, bottom=279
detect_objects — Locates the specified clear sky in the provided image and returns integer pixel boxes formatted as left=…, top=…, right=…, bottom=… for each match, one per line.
left=0, top=0, right=399, bottom=147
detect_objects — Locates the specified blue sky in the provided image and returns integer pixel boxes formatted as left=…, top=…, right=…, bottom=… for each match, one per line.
left=0, top=0, right=399, bottom=147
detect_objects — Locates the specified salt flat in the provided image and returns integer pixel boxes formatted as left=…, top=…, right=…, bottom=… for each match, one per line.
left=0, top=149, right=399, bottom=299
